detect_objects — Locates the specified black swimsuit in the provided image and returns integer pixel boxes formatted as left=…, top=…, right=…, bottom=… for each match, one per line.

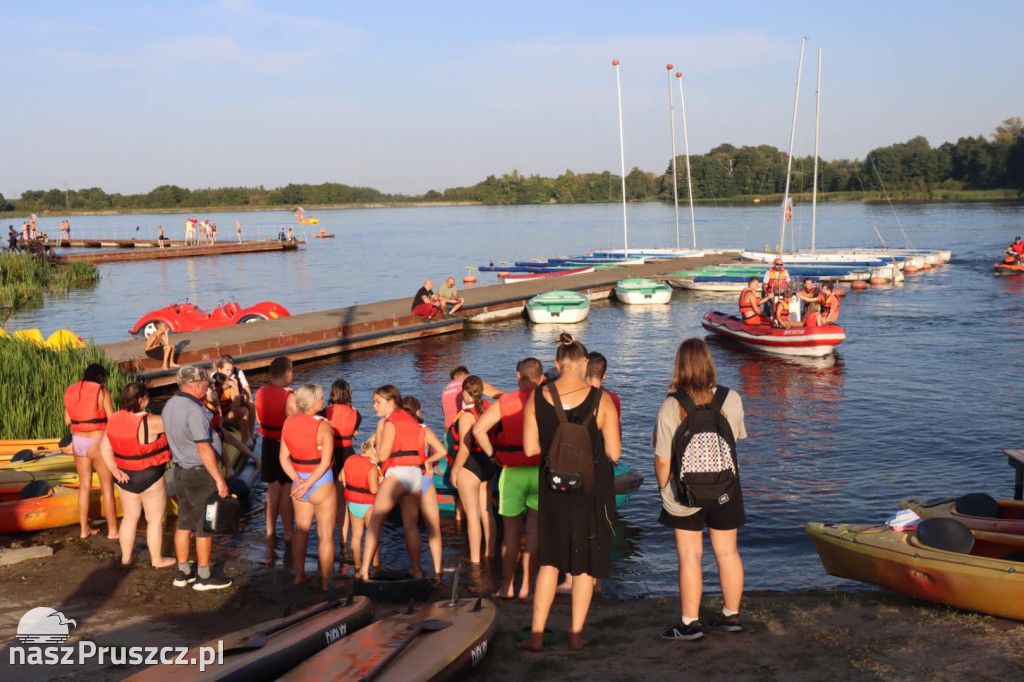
left=116, top=463, right=166, bottom=495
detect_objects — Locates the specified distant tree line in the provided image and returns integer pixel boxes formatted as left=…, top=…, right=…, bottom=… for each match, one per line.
left=4, top=118, right=1021, bottom=214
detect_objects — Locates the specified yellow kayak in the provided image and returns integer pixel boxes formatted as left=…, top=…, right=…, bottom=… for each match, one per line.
left=0, top=470, right=99, bottom=496
left=0, top=452, right=78, bottom=473
left=0, top=438, right=66, bottom=459
left=900, top=494, right=1024, bottom=535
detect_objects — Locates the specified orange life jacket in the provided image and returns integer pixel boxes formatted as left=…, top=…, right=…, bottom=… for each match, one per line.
left=765, top=269, right=789, bottom=295
left=738, top=288, right=759, bottom=319
left=325, top=404, right=359, bottom=452
left=494, top=389, right=534, bottom=468
left=255, top=384, right=293, bottom=440
left=343, top=455, right=377, bottom=504
left=381, top=409, right=426, bottom=472
left=823, top=292, right=840, bottom=320
left=106, top=411, right=170, bottom=471
left=775, top=298, right=791, bottom=322
left=64, top=381, right=107, bottom=433
left=282, top=413, right=328, bottom=474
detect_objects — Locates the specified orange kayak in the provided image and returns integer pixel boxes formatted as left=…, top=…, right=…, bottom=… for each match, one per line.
left=0, top=485, right=122, bottom=533
left=0, top=470, right=100, bottom=497
left=0, top=438, right=67, bottom=461
left=901, top=494, right=1024, bottom=535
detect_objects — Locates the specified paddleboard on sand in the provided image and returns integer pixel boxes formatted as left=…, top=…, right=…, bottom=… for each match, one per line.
left=124, top=595, right=373, bottom=682
left=280, top=597, right=498, bottom=682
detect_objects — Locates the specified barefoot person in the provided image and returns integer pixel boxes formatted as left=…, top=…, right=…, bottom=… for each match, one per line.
left=344, top=441, right=381, bottom=574
left=144, top=321, right=179, bottom=369
left=358, top=385, right=447, bottom=581
left=254, top=357, right=297, bottom=542
left=473, top=357, right=544, bottom=600
left=401, top=395, right=445, bottom=579
left=163, top=366, right=232, bottom=590
left=325, top=379, right=361, bottom=559
left=63, top=364, right=119, bottom=540
left=518, top=333, right=621, bottom=652
left=98, top=382, right=176, bottom=568
left=447, top=376, right=497, bottom=564
left=436, top=277, right=465, bottom=317
left=411, top=279, right=441, bottom=320
left=280, top=384, right=337, bottom=590
left=653, top=338, right=747, bottom=640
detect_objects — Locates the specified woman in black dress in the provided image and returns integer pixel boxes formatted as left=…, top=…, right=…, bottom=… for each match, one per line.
left=519, top=333, right=621, bottom=652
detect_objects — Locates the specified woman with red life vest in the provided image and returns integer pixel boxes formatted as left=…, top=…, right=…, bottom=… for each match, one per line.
left=63, top=363, right=119, bottom=540
left=98, top=382, right=176, bottom=568
left=325, top=379, right=361, bottom=558
left=400, top=395, right=445, bottom=577
left=739, top=277, right=768, bottom=326
left=448, top=375, right=498, bottom=564
left=280, top=384, right=336, bottom=590
left=821, top=280, right=840, bottom=324
left=255, top=356, right=297, bottom=542
left=344, top=440, right=381, bottom=573
left=358, top=385, right=447, bottom=581
left=772, top=289, right=800, bottom=329
left=802, top=301, right=826, bottom=329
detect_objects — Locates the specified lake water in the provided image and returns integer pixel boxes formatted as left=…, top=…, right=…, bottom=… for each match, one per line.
left=12, top=200, right=1024, bottom=597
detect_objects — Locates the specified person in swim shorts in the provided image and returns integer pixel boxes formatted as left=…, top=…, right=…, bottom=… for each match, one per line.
left=280, top=384, right=336, bottom=590
left=63, top=363, right=119, bottom=540
left=98, top=382, right=176, bottom=568
left=144, top=320, right=179, bottom=369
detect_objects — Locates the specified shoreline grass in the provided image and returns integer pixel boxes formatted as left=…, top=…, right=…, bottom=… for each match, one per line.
left=0, top=253, right=99, bottom=310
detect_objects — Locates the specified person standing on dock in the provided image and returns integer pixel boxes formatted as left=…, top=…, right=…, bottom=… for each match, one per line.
left=411, top=279, right=441, bottom=320
left=254, top=356, right=297, bottom=542
left=473, top=357, right=544, bottom=600
left=184, top=217, right=195, bottom=246
left=163, top=365, right=232, bottom=590
left=236, top=220, right=242, bottom=243
left=436, top=277, right=465, bottom=318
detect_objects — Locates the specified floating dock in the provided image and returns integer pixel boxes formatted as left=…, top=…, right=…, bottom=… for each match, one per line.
left=99, top=253, right=739, bottom=388
left=53, top=240, right=303, bottom=264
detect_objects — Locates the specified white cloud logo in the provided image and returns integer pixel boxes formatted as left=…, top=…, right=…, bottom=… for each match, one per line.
left=17, top=607, right=77, bottom=644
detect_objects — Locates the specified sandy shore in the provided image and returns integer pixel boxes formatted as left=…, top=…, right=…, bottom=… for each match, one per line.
left=1, top=531, right=1021, bottom=681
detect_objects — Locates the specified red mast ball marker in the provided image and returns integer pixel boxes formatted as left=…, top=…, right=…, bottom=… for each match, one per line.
left=676, top=72, right=682, bottom=78
left=666, top=64, right=673, bottom=70
left=612, top=59, right=619, bottom=66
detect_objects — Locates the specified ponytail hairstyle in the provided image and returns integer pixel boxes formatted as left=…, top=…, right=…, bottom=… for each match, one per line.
left=553, top=332, right=588, bottom=365
left=461, top=375, right=485, bottom=412
left=329, top=379, right=353, bottom=406
left=401, top=395, right=424, bottom=423
left=669, top=338, right=716, bottom=406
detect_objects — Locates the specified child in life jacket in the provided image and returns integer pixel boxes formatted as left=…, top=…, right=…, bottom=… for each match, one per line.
left=343, top=440, right=382, bottom=573
left=772, top=288, right=800, bottom=329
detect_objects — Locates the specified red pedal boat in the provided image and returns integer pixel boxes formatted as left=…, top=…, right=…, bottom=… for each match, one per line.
left=701, top=311, right=845, bottom=357
left=129, top=300, right=290, bottom=338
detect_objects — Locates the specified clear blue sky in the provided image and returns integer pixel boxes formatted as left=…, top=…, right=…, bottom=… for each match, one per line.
left=3, top=0, right=1021, bottom=197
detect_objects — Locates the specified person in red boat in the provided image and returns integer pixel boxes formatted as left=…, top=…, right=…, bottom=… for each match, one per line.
left=739, top=277, right=768, bottom=326
left=1004, top=236, right=1024, bottom=264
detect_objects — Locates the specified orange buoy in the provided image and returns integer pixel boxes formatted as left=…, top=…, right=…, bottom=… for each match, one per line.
left=463, top=275, right=477, bottom=284
left=904, top=265, right=919, bottom=274
left=922, top=263, right=932, bottom=270
left=850, top=280, right=869, bottom=290
left=835, top=287, right=849, bottom=297
left=936, top=260, right=945, bottom=265
left=869, top=277, right=888, bottom=286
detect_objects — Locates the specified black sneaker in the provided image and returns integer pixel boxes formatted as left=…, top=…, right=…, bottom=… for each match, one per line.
left=662, top=621, right=704, bottom=641
left=193, top=574, right=233, bottom=591
left=708, top=612, right=743, bottom=632
left=172, top=567, right=195, bottom=587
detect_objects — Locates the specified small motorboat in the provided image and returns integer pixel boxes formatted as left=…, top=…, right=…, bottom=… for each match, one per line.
left=614, top=278, right=672, bottom=305
left=128, top=300, right=291, bottom=338
left=900, top=493, right=1024, bottom=535
left=500, top=266, right=594, bottom=283
left=526, top=291, right=590, bottom=324
left=806, top=519, right=1024, bottom=621
left=993, top=257, right=1024, bottom=275
left=701, top=311, right=845, bottom=357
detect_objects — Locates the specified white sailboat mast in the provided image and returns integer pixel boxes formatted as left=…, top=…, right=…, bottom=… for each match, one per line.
left=780, top=37, right=807, bottom=250
left=676, top=71, right=697, bottom=249
left=613, top=59, right=628, bottom=253
left=811, top=48, right=822, bottom=253
left=667, top=64, right=680, bottom=250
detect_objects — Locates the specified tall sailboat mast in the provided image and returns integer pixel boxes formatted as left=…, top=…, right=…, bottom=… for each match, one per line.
left=676, top=71, right=697, bottom=249
left=666, top=64, right=680, bottom=249
left=811, top=48, right=822, bottom=253
left=613, top=59, right=628, bottom=253
left=780, top=37, right=807, bottom=250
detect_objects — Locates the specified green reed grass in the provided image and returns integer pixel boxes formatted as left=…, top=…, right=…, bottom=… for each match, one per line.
left=0, top=252, right=99, bottom=311
left=0, top=336, right=130, bottom=439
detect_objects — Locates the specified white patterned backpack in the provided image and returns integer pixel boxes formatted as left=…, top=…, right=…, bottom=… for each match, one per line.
left=669, top=387, right=739, bottom=507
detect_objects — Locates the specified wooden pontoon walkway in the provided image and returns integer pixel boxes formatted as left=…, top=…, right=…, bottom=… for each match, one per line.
left=53, top=240, right=303, bottom=264
left=101, top=252, right=739, bottom=388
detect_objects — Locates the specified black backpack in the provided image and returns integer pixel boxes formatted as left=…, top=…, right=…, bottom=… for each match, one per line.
left=669, top=387, right=739, bottom=507
left=544, top=383, right=596, bottom=494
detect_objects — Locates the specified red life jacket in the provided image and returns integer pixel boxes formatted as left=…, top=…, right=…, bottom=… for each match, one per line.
left=804, top=312, right=822, bottom=329
left=441, top=378, right=464, bottom=430
left=343, top=455, right=377, bottom=504
left=381, top=409, right=426, bottom=472
left=447, top=401, right=491, bottom=457
left=325, top=404, right=359, bottom=451
left=106, top=411, right=170, bottom=471
left=824, top=292, right=840, bottom=320
left=494, top=389, right=534, bottom=468
left=738, top=288, right=759, bottom=319
left=255, top=384, right=293, bottom=440
left=1012, top=242, right=1024, bottom=256
left=282, top=413, right=328, bottom=474
left=64, top=381, right=108, bottom=433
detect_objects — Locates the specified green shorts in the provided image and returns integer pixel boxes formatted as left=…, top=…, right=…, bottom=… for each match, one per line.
left=498, top=465, right=539, bottom=517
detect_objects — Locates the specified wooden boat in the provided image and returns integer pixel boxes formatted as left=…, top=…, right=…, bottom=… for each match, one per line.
left=0, top=484, right=122, bottom=533
left=806, top=520, right=1024, bottom=620
left=280, top=598, right=498, bottom=682
left=614, top=278, right=672, bottom=305
left=526, top=291, right=590, bottom=324
left=125, top=596, right=374, bottom=682
left=0, top=451, right=78, bottom=473
left=701, top=311, right=845, bottom=357
left=500, top=266, right=594, bottom=283
left=900, top=494, right=1024, bottom=535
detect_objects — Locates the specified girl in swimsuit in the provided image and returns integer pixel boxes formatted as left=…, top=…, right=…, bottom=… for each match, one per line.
left=447, top=376, right=498, bottom=564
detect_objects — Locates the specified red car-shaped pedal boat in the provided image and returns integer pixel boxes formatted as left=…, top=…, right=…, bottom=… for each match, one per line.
left=129, top=301, right=290, bottom=338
